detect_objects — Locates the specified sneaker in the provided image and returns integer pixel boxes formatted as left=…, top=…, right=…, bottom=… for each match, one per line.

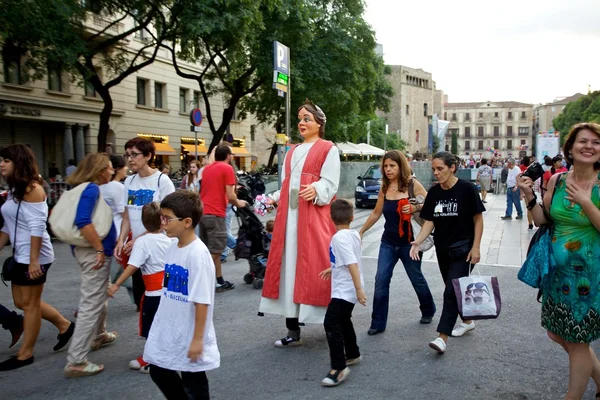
left=501, top=216, right=512, bottom=220
left=321, top=367, right=350, bottom=387
left=128, top=356, right=148, bottom=370
left=346, top=356, right=362, bottom=366
left=216, top=281, right=235, bottom=292
left=429, top=338, right=446, bottom=354
left=367, top=328, right=384, bottom=336
left=274, top=336, right=302, bottom=347
left=420, top=316, right=433, bottom=324
left=451, top=321, right=475, bottom=337
left=516, top=215, right=523, bottom=220
left=139, top=365, right=151, bottom=374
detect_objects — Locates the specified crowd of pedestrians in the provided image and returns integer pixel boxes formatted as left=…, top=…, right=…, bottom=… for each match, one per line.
left=0, top=118, right=599, bottom=400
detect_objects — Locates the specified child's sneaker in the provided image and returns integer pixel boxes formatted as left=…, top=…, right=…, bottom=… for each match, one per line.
left=139, top=365, right=151, bottom=374
left=216, top=281, right=235, bottom=292
left=128, top=356, right=148, bottom=370
left=274, top=336, right=302, bottom=347
left=321, top=367, right=350, bottom=387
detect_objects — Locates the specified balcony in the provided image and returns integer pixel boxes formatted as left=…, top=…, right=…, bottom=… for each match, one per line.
left=84, top=13, right=126, bottom=38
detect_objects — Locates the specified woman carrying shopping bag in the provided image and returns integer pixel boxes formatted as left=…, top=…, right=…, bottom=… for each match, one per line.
left=410, top=151, right=485, bottom=354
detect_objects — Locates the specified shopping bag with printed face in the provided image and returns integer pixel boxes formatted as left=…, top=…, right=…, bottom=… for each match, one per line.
left=452, top=272, right=501, bottom=320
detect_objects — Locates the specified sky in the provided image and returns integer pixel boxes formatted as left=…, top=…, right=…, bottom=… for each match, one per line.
left=364, top=0, right=600, bottom=105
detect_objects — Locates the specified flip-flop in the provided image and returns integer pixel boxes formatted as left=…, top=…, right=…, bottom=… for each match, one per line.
left=91, top=331, right=118, bottom=351
left=64, top=362, right=104, bottom=378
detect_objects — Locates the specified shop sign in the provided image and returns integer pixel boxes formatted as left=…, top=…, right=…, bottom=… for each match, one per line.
left=0, top=103, right=42, bottom=117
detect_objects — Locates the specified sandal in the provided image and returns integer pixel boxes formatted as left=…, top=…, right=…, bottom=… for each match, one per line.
left=64, top=362, right=104, bottom=378
left=321, top=367, right=350, bottom=387
left=91, top=331, right=118, bottom=351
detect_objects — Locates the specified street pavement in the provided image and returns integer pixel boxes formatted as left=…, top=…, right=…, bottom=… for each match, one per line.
left=0, top=192, right=598, bottom=399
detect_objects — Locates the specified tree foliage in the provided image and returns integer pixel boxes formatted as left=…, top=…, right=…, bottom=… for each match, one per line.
left=553, top=91, right=600, bottom=142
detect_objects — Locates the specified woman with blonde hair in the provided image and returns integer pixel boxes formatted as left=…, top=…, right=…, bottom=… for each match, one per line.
left=180, top=159, right=201, bottom=192
left=518, top=122, right=600, bottom=399
left=359, top=150, right=435, bottom=335
left=63, top=153, right=118, bottom=378
left=0, top=144, right=74, bottom=371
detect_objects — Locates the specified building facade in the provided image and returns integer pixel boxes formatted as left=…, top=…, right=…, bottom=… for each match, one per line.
left=444, top=101, right=533, bottom=158
left=380, top=65, right=444, bottom=155
left=0, top=12, right=255, bottom=178
left=533, top=93, right=584, bottom=134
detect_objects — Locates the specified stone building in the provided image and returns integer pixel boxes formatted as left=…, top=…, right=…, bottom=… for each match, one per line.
left=0, top=11, right=255, bottom=178
left=380, top=65, right=444, bottom=155
left=533, top=93, right=584, bottom=134
left=444, top=101, right=533, bottom=158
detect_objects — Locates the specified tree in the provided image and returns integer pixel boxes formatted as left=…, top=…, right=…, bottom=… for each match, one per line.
left=553, top=91, right=600, bottom=141
left=451, top=131, right=458, bottom=155
left=165, top=0, right=392, bottom=156
left=0, top=0, right=174, bottom=151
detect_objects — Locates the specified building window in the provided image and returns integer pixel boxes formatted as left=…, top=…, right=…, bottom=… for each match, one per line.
left=3, top=43, right=23, bottom=85
left=465, top=140, right=470, bottom=150
left=508, top=111, right=513, bottom=120
left=507, top=139, right=512, bottom=149
left=444, top=112, right=447, bottom=120
left=250, top=125, right=256, bottom=141
left=179, top=88, right=187, bottom=112
left=193, top=91, right=201, bottom=108
left=507, top=126, right=513, bottom=136
left=551, top=106, right=556, bottom=112
left=479, top=112, right=483, bottom=118
left=521, top=139, right=526, bottom=145
left=494, top=139, right=499, bottom=149
left=81, top=0, right=102, bottom=13
left=406, top=104, right=409, bottom=115
left=137, top=78, right=148, bottom=105
left=450, top=129, right=458, bottom=137
left=478, top=140, right=483, bottom=150
left=521, top=111, right=526, bottom=119
left=154, top=82, right=164, bottom=109
left=478, top=126, right=484, bottom=137
left=47, top=64, right=62, bottom=92
left=465, top=127, right=471, bottom=138
left=452, top=113, right=457, bottom=121
left=423, top=103, right=428, bottom=117
left=493, top=126, right=499, bottom=136
left=465, top=113, right=470, bottom=121
left=518, top=127, right=529, bottom=136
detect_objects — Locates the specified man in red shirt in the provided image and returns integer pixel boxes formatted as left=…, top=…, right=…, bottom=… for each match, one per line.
left=200, top=144, right=247, bottom=292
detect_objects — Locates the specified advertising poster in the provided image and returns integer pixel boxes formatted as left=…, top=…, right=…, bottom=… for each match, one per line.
left=536, top=131, right=561, bottom=161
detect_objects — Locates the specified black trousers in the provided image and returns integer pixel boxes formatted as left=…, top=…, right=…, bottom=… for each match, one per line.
left=0, top=303, right=22, bottom=331
left=132, top=269, right=146, bottom=309
left=323, top=298, right=360, bottom=371
left=436, top=250, right=473, bottom=336
left=150, top=364, right=210, bottom=400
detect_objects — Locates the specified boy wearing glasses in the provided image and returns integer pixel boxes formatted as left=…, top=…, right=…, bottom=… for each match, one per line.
left=107, top=202, right=172, bottom=373
left=143, top=191, right=220, bottom=399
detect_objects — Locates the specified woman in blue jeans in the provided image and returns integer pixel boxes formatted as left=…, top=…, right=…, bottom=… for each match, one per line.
left=359, top=150, right=435, bottom=336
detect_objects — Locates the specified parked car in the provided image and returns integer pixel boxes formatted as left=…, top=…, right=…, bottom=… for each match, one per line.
left=355, top=164, right=381, bottom=208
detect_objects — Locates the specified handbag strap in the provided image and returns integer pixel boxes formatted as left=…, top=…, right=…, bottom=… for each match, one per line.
left=12, top=200, right=21, bottom=256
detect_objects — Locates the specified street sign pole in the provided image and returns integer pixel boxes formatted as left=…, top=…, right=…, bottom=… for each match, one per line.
left=273, top=41, right=290, bottom=190
left=384, top=124, right=388, bottom=151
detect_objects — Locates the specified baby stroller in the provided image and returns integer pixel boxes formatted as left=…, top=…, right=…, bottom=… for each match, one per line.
left=235, top=184, right=272, bottom=289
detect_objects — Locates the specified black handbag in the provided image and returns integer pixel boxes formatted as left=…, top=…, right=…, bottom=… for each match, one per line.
left=1, top=201, right=21, bottom=285
left=447, top=238, right=472, bottom=261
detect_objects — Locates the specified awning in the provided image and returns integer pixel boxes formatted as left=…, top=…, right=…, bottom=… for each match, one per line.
left=231, top=147, right=251, bottom=157
left=181, top=144, right=208, bottom=155
left=335, top=142, right=363, bottom=155
left=154, top=142, right=177, bottom=156
left=356, top=143, right=385, bottom=156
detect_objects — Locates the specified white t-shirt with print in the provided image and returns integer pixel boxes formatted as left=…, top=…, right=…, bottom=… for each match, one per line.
left=123, top=171, right=175, bottom=239
left=329, top=229, right=364, bottom=304
left=143, top=238, right=220, bottom=372
left=100, top=181, right=125, bottom=240
left=127, top=233, right=174, bottom=296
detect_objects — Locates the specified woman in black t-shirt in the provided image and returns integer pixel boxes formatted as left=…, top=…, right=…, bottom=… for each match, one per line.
left=410, top=151, right=485, bottom=354
left=360, top=150, right=435, bottom=335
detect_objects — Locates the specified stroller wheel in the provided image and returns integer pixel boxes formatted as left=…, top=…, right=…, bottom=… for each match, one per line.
left=252, top=279, right=264, bottom=290
left=243, top=273, right=254, bottom=285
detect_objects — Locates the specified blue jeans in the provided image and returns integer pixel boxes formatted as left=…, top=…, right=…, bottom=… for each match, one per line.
left=221, top=204, right=237, bottom=259
left=505, top=187, right=523, bottom=217
left=370, top=242, right=436, bottom=331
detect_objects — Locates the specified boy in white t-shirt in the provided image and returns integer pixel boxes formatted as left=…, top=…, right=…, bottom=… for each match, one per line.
left=143, top=191, right=219, bottom=399
left=319, top=199, right=366, bottom=387
left=108, top=202, right=172, bottom=373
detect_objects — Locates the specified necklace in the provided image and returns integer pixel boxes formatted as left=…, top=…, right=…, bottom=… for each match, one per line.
left=390, top=186, right=398, bottom=192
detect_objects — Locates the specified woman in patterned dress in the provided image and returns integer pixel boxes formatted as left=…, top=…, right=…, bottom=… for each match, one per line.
left=519, top=122, right=600, bottom=399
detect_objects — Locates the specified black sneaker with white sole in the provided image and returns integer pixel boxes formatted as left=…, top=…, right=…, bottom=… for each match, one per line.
left=274, top=336, right=302, bottom=347
left=216, top=281, right=235, bottom=292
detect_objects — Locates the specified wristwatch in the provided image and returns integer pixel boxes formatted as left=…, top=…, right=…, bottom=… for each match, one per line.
left=527, top=196, right=538, bottom=210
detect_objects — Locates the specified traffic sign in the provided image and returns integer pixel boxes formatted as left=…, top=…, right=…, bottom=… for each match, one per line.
left=273, top=41, right=289, bottom=75
left=189, top=108, right=203, bottom=126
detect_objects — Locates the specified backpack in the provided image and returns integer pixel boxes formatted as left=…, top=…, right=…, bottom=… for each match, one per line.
left=48, top=182, right=113, bottom=247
